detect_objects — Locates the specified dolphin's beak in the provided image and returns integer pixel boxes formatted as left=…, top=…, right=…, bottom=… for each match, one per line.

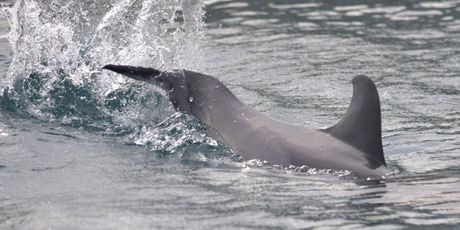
left=102, top=64, right=162, bottom=82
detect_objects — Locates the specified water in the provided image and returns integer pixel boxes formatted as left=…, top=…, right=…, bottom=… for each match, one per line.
left=1, top=0, right=459, bottom=229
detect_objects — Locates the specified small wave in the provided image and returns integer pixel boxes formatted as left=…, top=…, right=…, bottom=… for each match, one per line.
left=240, top=158, right=357, bottom=179
left=0, top=0, right=207, bottom=142
left=130, top=112, right=232, bottom=164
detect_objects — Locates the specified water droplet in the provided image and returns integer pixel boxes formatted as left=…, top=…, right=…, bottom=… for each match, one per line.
left=207, top=139, right=218, bottom=147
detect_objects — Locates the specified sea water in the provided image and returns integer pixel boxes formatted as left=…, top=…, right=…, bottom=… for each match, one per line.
left=0, top=0, right=459, bottom=229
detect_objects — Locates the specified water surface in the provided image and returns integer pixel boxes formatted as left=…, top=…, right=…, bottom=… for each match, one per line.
left=0, top=0, right=459, bottom=229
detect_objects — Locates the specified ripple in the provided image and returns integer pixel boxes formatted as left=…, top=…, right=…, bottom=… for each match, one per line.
left=212, top=2, right=248, bottom=10
left=419, top=1, right=459, bottom=9
left=1, top=0, right=460, bottom=229
left=268, top=2, right=322, bottom=10
left=334, top=4, right=369, bottom=12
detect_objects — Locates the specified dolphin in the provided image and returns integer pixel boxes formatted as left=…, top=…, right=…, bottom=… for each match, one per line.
left=103, top=64, right=391, bottom=178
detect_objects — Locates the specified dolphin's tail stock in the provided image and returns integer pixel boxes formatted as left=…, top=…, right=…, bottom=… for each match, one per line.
left=102, top=64, right=162, bottom=82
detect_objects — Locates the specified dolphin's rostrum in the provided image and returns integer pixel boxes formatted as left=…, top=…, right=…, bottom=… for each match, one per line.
left=103, top=64, right=391, bottom=178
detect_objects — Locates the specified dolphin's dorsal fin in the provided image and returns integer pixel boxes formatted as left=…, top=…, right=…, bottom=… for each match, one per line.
left=321, top=75, right=386, bottom=166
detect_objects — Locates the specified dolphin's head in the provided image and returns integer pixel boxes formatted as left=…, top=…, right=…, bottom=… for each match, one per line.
left=103, top=64, right=189, bottom=90
left=103, top=64, right=192, bottom=112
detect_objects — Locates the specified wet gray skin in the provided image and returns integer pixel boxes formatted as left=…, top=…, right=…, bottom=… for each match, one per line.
left=103, top=65, right=391, bottom=178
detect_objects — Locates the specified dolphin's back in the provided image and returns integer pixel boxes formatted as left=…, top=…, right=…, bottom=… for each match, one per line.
left=210, top=106, right=389, bottom=177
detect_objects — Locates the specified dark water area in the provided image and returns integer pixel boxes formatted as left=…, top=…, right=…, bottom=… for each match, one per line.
left=0, top=0, right=459, bottom=229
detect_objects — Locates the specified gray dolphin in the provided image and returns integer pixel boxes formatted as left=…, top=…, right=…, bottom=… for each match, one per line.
left=103, top=65, right=391, bottom=178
